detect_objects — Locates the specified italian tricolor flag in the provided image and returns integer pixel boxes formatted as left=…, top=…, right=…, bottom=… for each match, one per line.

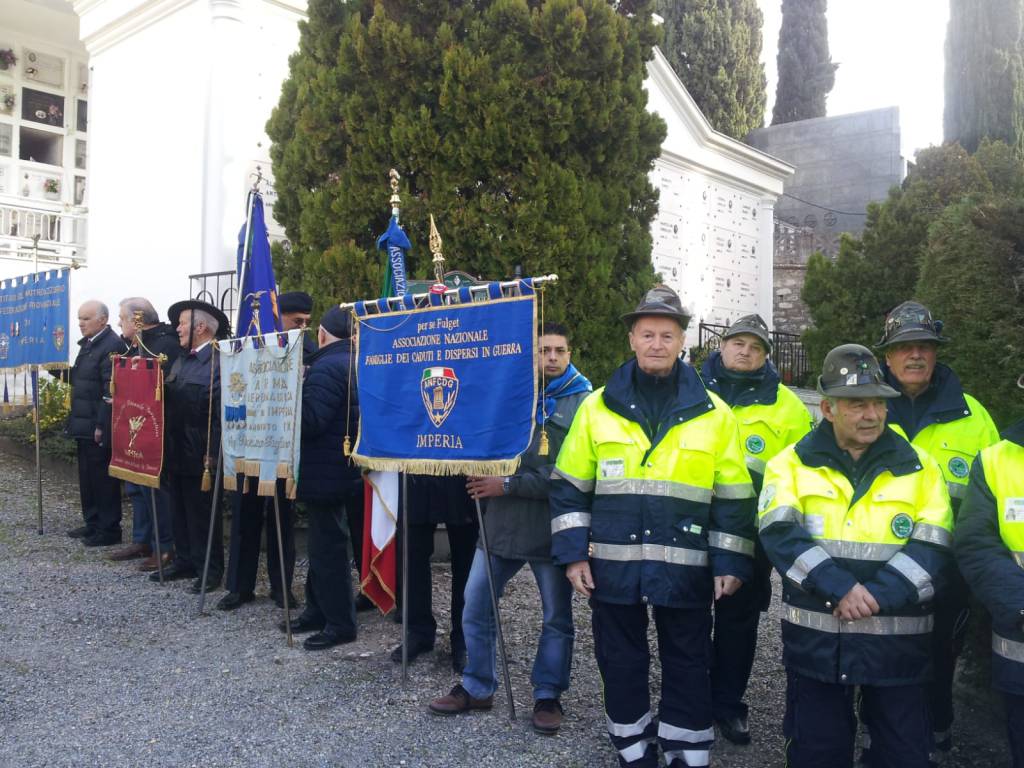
left=360, top=470, right=398, bottom=614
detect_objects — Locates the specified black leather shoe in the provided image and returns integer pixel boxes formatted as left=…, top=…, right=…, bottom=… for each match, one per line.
left=451, top=647, right=467, bottom=674
left=716, top=714, right=751, bottom=745
left=271, top=590, right=298, bottom=609
left=279, top=615, right=325, bottom=635
left=188, top=576, right=221, bottom=594
left=390, top=639, right=434, bottom=664
left=303, top=629, right=357, bottom=651
left=83, top=532, right=122, bottom=547
left=67, top=525, right=94, bottom=539
left=149, top=563, right=196, bottom=582
left=216, top=592, right=255, bottom=611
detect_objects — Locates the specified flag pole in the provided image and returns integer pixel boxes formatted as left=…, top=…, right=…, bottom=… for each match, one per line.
left=475, top=497, right=516, bottom=721
left=34, top=364, right=42, bottom=535
left=196, top=450, right=222, bottom=616
left=272, top=489, right=293, bottom=647
left=401, top=471, right=409, bottom=682
left=234, top=184, right=259, bottom=333
left=150, top=487, right=164, bottom=583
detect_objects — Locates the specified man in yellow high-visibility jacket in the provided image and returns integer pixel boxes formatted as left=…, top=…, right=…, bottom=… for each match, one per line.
left=875, top=300, right=999, bottom=764
left=550, top=285, right=756, bottom=768
left=955, top=373, right=1024, bottom=768
left=759, top=343, right=952, bottom=768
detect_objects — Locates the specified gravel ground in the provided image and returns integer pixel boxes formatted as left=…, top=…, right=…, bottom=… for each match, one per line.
left=0, top=449, right=1010, bottom=768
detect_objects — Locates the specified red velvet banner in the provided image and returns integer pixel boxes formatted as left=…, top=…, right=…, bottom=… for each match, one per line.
left=108, top=356, right=164, bottom=488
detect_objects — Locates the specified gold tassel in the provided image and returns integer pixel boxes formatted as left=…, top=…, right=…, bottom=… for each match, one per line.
left=200, top=457, right=212, bottom=492
left=343, top=435, right=351, bottom=457
left=538, top=428, right=549, bottom=456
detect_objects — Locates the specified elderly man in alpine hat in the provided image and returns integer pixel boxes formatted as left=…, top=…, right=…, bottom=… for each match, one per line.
left=551, top=285, right=756, bottom=768
left=871, top=300, right=999, bottom=765
left=151, top=299, right=230, bottom=594
left=759, top=343, right=952, bottom=767
left=700, top=313, right=812, bottom=744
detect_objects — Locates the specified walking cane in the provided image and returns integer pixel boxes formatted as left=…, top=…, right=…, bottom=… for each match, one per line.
left=196, top=451, right=222, bottom=616
left=272, top=490, right=293, bottom=647
left=150, top=487, right=164, bottom=583
left=401, top=472, right=409, bottom=682
left=474, top=497, right=517, bottom=722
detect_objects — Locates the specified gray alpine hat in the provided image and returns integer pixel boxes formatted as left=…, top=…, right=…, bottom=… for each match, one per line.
left=723, top=314, right=772, bottom=354
left=620, top=284, right=690, bottom=329
left=877, top=301, right=948, bottom=349
left=817, top=344, right=900, bottom=399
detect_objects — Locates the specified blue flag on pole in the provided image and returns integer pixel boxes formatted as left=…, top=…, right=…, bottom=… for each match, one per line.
left=351, top=280, right=538, bottom=476
left=235, top=191, right=281, bottom=337
left=0, top=269, right=70, bottom=369
left=376, top=215, right=410, bottom=299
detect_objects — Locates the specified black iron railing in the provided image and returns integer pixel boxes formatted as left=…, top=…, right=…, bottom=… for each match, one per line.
left=697, top=322, right=809, bottom=386
left=189, top=271, right=237, bottom=318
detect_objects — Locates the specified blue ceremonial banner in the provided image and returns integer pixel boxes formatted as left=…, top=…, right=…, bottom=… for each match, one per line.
left=236, top=191, right=281, bottom=336
left=352, top=281, right=538, bottom=475
left=0, top=270, right=70, bottom=369
left=376, top=215, right=410, bottom=298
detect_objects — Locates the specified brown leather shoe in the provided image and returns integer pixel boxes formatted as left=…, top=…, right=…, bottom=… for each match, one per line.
left=137, top=551, right=173, bottom=572
left=532, top=698, right=563, bottom=735
left=428, top=684, right=493, bottom=715
left=108, top=543, right=151, bottom=562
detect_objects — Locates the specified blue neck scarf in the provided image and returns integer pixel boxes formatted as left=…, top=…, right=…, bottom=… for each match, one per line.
left=537, top=364, right=592, bottom=424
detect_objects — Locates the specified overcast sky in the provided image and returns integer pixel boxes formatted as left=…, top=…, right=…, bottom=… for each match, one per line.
left=757, top=0, right=949, bottom=159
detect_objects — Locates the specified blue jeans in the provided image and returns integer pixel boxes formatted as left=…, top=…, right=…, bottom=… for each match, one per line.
left=461, top=549, right=574, bottom=702
left=125, top=481, right=174, bottom=549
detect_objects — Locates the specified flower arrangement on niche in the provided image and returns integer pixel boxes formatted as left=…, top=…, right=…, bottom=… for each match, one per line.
left=0, top=49, right=16, bottom=70
left=43, top=178, right=59, bottom=195
left=2, top=93, right=13, bottom=110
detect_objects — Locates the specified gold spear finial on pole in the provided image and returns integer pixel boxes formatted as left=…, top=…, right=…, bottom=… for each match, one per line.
left=389, top=169, right=401, bottom=218
left=429, top=214, right=446, bottom=286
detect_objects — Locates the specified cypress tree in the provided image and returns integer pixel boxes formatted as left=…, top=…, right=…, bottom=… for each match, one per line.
left=770, top=0, right=837, bottom=125
left=267, top=0, right=666, bottom=383
left=656, top=0, right=767, bottom=139
left=944, top=0, right=1024, bottom=156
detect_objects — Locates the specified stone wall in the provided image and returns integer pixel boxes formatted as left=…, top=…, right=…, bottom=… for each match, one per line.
left=773, top=219, right=818, bottom=333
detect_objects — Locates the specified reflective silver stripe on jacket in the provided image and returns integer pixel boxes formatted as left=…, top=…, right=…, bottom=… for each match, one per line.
left=663, top=750, right=710, bottom=767
left=782, top=604, right=934, bottom=635
left=596, top=478, right=712, bottom=504
left=760, top=505, right=803, bottom=531
left=713, top=481, right=756, bottom=499
left=947, top=481, right=967, bottom=500
left=785, top=545, right=830, bottom=584
left=551, top=467, right=595, bottom=494
left=606, top=711, right=652, bottom=737
left=657, top=721, right=714, bottom=743
left=1013, top=552, right=1024, bottom=569
left=551, top=511, right=591, bottom=535
left=993, top=633, right=1024, bottom=663
left=818, top=539, right=902, bottom=562
left=910, top=522, right=952, bottom=548
left=619, top=738, right=655, bottom=763
left=590, top=542, right=708, bottom=567
left=708, top=531, right=755, bottom=557
left=745, top=454, right=767, bottom=476
left=888, top=552, right=934, bottom=602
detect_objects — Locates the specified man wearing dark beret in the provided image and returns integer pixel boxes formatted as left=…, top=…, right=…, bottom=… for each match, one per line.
left=278, top=291, right=317, bottom=357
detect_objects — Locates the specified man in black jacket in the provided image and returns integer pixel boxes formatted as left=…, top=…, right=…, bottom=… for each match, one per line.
left=429, top=322, right=591, bottom=734
left=107, top=297, right=181, bottom=567
left=151, top=300, right=228, bottom=594
left=66, top=300, right=128, bottom=546
left=285, top=306, right=362, bottom=650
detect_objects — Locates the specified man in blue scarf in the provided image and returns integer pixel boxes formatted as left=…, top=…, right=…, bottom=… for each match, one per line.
left=429, top=322, right=591, bottom=736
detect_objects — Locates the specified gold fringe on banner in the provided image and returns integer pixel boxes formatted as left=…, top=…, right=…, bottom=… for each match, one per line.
left=223, top=474, right=238, bottom=492
left=257, top=480, right=278, bottom=496
left=108, top=466, right=161, bottom=488
left=350, top=454, right=521, bottom=477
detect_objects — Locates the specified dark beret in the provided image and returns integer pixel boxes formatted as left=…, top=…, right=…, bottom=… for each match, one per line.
left=320, top=306, right=353, bottom=339
left=278, top=291, right=313, bottom=314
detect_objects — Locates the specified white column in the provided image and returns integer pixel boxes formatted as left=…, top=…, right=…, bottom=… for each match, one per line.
left=202, top=0, right=244, bottom=274
left=758, top=197, right=776, bottom=329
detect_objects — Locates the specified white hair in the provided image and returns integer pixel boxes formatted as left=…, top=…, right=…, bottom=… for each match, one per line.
left=191, top=309, right=219, bottom=336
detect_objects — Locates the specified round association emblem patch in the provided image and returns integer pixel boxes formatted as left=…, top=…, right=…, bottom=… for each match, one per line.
left=891, top=512, right=914, bottom=539
left=948, top=457, right=970, bottom=479
left=745, top=434, right=766, bottom=454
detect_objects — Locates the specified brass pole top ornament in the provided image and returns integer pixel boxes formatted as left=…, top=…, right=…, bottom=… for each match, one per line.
left=389, top=169, right=401, bottom=217
left=429, top=214, right=446, bottom=288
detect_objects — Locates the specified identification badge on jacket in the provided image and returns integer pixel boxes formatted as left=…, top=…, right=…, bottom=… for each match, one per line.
left=1004, top=498, right=1024, bottom=523
left=599, top=458, right=625, bottom=479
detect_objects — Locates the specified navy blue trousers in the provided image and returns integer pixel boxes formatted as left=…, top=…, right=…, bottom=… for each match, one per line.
left=1005, top=692, right=1024, bottom=768
left=784, top=670, right=929, bottom=768
left=225, top=483, right=294, bottom=597
left=711, top=542, right=772, bottom=720
left=592, top=599, right=714, bottom=767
